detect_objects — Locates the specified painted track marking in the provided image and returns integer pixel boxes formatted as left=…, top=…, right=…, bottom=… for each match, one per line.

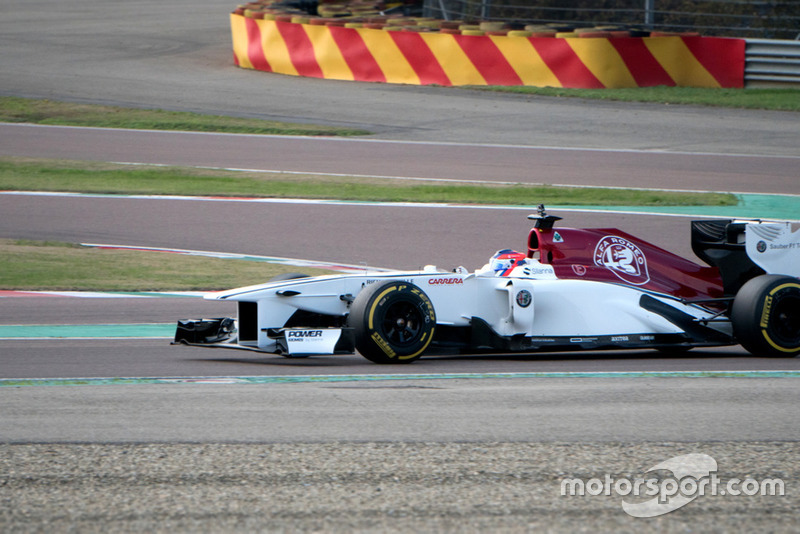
left=7, top=123, right=800, bottom=160
left=0, top=324, right=175, bottom=339
left=80, top=243, right=391, bottom=273
left=2, top=370, right=800, bottom=387
left=2, top=191, right=799, bottom=221
left=111, top=161, right=800, bottom=197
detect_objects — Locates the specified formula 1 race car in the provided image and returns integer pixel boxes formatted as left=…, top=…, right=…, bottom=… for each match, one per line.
left=174, top=208, right=800, bottom=363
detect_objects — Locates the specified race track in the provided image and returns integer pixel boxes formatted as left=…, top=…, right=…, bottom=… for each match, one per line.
left=2, top=124, right=798, bottom=194
left=0, top=189, right=731, bottom=269
left=1, top=0, right=799, bottom=530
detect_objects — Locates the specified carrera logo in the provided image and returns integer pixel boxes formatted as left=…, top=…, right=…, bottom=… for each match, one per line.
left=594, top=236, right=650, bottom=286
left=428, top=278, right=463, bottom=285
left=287, top=330, right=323, bottom=338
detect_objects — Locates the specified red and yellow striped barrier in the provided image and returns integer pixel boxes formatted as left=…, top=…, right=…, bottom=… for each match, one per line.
left=231, top=14, right=745, bottom=88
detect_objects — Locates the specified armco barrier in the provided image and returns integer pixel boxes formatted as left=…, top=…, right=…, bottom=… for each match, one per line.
left=745, top=39, right=800, bottom=88
left=231, top=14, right=745, bottom=88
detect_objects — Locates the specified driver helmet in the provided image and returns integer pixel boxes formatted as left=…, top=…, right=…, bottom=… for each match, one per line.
left=490, top=249, right=526, bottom=276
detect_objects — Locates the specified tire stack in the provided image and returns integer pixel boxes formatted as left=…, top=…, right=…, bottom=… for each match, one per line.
left=233, top=0, right=703, bottom=37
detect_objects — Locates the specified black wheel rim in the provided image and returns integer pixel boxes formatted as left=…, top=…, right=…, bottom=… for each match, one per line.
left=771, top=292, right=800, bottom=347
left=381, top=299, right=423, bottom=347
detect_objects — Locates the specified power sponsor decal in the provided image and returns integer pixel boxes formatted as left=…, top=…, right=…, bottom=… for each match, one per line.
left=283, top=328, right=342, bottom=354
left=287, top=329, right=323, bottom=338
left=594, top=235, right=650, bottom=286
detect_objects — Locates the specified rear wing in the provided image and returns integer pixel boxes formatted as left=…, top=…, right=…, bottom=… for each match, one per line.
left=692, top=220, right=799, bottom=296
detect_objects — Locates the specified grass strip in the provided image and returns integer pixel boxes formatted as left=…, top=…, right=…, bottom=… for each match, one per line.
left=474, top=86, right=800, bottom=112
left=0, top=97, right=370, bottom=136
left=0, top=240, right=331, bottom=291
left=0, top=157, right=737, bottom=207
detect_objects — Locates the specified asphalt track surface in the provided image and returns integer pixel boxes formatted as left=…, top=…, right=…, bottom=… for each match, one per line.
left=0, top=192, right=739, bottom=270
left=3, top=123, right=799, bottom=195
left=1, top=0, right=799, bottom=438
left=2, top=0, right=800, bottom=156
left=2, top=0, right=800, bottom=529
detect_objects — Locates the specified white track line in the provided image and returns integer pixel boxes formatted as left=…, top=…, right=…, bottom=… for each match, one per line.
left=7, top=123, right=800, bottom=160
left=80, top=243, right=392, bottom=273
left=109, top=161, right=800, bottom=197
left=3, top=191, right=799, bottom=222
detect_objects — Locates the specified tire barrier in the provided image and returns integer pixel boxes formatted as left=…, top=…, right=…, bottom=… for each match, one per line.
left=230, top=12, right=745, bottom=88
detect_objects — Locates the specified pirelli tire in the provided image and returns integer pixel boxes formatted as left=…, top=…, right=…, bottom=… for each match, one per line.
left=348, top=281, right=436, bottom=364
left=731, top=275, right=800, bottom=357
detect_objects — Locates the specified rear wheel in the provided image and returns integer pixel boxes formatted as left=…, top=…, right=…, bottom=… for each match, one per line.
left=348, top=281, right=436, bottom=364
left=731, top=275, right=800, bottom=357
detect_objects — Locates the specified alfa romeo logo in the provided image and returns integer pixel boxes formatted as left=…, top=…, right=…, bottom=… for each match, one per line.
left=516, top=290, right=532, bottom=308
left=594, top=236, right=650, bottom=286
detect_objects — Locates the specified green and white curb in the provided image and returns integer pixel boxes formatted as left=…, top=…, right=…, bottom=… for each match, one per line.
left=0, top=290, right=203, bottom=298
left=2, top=370, right=800, bottom=388
left=0, top=324, right=175, bottom=339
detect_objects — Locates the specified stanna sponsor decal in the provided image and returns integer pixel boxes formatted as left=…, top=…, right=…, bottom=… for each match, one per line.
left=594, top=236, right=650, bottom=286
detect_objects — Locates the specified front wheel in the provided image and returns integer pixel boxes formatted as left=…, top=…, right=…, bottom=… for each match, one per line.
left=731, top=275, right=800, bottom=357
left=348, top=281, right=436, bottom=364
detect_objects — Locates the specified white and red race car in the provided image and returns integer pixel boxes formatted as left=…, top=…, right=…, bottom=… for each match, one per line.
left=175, top=208, right=800, bottom=363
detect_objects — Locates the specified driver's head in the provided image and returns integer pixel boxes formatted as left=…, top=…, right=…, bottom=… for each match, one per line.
left=490, top=249, right=526, bottom=276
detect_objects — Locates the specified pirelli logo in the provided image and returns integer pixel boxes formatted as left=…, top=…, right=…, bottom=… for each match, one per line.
left=760, top=295, right=773, bottom=328
left=371, top=332, right=396, bottom=358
